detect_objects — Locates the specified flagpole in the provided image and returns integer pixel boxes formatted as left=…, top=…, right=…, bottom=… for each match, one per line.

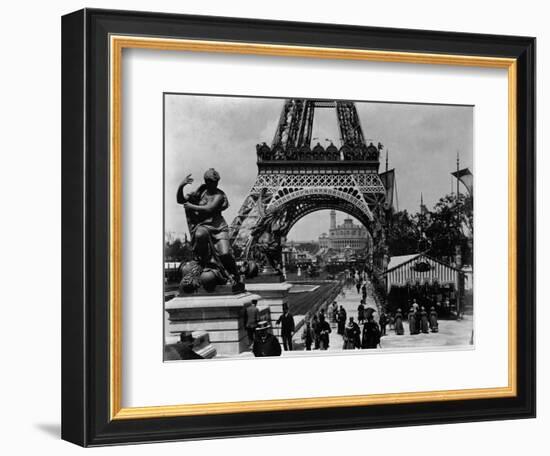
left=456, top=152, right=460, bottom=200
left=420, top=192, right=425, bottom=251
left=456, top=151, right=462, bottom=319
left=456, top=151, right=461, bottom=237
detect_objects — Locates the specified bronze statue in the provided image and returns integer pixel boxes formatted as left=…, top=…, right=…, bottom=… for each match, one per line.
left=248, top=191, right=289, bottom=275
left=176, top=169, right=243, bottom=293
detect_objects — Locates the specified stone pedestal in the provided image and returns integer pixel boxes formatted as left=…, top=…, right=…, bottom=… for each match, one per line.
left=245, top=282, right=293, bottom=342
left=165, top=292, right=263, bottom=356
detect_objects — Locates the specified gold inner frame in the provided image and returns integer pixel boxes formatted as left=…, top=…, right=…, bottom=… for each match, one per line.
left=109, top=35, right=518, bottom=420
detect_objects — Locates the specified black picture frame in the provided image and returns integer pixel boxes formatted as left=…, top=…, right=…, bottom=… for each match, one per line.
left=62, top=8, right=535, bottom=447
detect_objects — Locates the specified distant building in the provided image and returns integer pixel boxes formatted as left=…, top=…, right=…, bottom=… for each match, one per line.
left=319, top=233, right=330, bottom=249
left=282, top=243, right=317, bottom=266
left=318, top=210, right=369, bottom=253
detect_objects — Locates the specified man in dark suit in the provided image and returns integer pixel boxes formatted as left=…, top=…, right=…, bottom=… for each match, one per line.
left=276, top=304, right=295, bottom=351
left=245, top=299, right=260, bottom=346
left=252, top=321, right=282, bottom=357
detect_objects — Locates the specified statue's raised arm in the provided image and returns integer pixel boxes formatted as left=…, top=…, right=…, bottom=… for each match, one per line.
left=176, top=174, right=194, bottom=204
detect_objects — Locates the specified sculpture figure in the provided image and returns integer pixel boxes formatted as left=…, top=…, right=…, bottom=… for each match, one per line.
left=248, top=191, right=289, bottom=275
left=312, top=142, right=325, bottom=159
left=256, top=142, right=270, bottom=161
left=176, top=169, right=243, bottom=293
left=366, top=142, right=379, bottom=160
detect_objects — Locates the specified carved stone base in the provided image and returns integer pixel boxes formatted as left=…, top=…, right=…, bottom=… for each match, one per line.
left=165, top=292, right=265, bottom=356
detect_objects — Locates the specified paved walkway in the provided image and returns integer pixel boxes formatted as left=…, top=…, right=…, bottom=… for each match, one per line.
left=291, top=283, right=473, bottom=352
left=326, top=284, right=377, bottom=351
left=380, top=315, right=473, bottom=349
left=292, top=283, right=378, bottom=351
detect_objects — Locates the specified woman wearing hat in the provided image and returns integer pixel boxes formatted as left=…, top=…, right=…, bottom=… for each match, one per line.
left=337, top=305, right=347, bottom=336
left=419, top=306, right=430, bottom=334
left=408, top=307, right=418, bottom=335
left=394, top=308, right=404, bottom=335
left=361, top=315, right=381, bottom=349
left=301, top=320, right=315, bottom=351
left=429, top=306, right=439, bottom=333
left=357, top=300, right=366, bottom=325
left=317, top=314, right=332, bottom=350
left=343, top=317, right=361, bottom=349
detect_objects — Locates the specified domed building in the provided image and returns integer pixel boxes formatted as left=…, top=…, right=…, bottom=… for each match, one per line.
left=318, top=210, right=369, bottom=253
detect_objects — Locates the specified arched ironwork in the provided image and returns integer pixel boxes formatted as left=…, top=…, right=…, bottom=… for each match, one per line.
left=230, top=98, right=392, bottom=271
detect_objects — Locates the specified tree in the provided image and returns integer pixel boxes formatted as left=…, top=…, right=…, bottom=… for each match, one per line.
left=385, top=193, right=473, bottom=266
left=423, top=193, right=473, bottom=266
left=386, top=210, right=420, bottom=256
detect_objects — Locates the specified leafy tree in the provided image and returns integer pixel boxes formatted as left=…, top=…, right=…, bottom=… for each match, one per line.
left=385, top=193, right=473, bottom=266
left=422, top=193, right=473, bottom=266
left=386, top=210, right=420, bottom=256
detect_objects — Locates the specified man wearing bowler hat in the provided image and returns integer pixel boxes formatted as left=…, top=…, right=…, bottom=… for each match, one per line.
left=252, top=320, right=282, bottom=357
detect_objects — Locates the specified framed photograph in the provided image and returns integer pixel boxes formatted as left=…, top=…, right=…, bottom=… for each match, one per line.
left=62, top=8, right=535, bottom=446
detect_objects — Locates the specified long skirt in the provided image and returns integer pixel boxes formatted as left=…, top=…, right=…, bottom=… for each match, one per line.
left=337, top=320, right=345, bottom=335
left=319, top=334, right=329, bottom=350
left=408, top=315, right=417, bottom=335
left=420, top=316, right=430, bottom=333
left=343, top=338, right=355, bottom=350
left=395, top=318, right=404, bottom=335
left=430, top=316, right=439, bottom=332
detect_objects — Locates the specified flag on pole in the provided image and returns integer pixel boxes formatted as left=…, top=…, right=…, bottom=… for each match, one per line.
left=379, top=169, right=395, bottom=210
left=451, top=168, right=473, bottom=196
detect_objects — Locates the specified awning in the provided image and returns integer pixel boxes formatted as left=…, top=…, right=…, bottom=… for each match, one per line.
left=383, top=253, right=461, bottom=292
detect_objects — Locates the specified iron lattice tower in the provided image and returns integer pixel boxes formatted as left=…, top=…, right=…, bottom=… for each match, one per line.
left=230, top=99, right=390, bottom=267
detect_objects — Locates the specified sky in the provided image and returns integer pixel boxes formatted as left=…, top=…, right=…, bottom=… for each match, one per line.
left=165, top=94, right=472, bottom=241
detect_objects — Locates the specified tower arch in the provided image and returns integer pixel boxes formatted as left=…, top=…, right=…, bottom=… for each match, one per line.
left=229, top=98, right=393, bottom=272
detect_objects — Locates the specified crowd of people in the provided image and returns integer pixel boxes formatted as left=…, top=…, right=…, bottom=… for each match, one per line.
left=167, top=277, right=443, bottom=360
left=322, top=299, right=382, bottom=350
left=389, top=299, right=440, bottom=335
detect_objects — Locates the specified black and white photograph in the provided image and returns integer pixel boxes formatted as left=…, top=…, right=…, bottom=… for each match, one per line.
left=0, top=0, right=541, bottom=452
left=163, top=94, right=474, bottom=361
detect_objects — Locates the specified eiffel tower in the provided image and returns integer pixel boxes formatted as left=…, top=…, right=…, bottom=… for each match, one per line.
left=230, top=98, right=391, bottom=269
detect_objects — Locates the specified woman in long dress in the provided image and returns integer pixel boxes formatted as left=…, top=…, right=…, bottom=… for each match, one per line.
left=311, top=315, right=320, bottom=349
left=394, top=308, right=404, bottom=335
left=317, top=315, right=331, bottom=350
left=408, top=307, right=417, bottom=335
left=343, top=318, right=360, bottom=349
left=429, top=306, right=439, bottom=333
left=419, top=306, right=430, bottom=333
left=361, top=316, right=381, bottom=349
left=337, top=306, right=347, bottom=335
